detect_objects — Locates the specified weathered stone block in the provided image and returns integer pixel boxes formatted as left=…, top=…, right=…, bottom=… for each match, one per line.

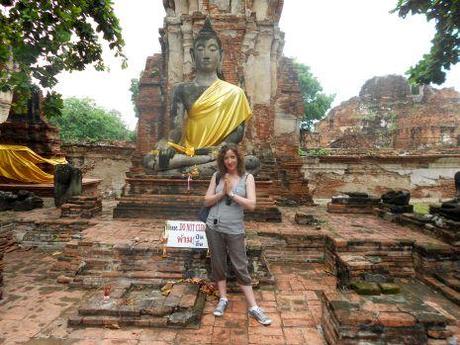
left=350, top=281, right=381, bottom=295
left=379, top=283, right=400, bottom=294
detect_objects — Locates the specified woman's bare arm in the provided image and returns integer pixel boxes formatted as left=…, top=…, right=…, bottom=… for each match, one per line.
left=231, top=174, right=256, bottom=211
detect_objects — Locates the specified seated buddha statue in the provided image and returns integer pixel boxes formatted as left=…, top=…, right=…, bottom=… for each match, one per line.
left=144, top=18, right=256, bottom=176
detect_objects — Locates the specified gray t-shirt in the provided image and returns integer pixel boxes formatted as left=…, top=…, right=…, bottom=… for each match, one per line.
left=206, top=172, right=249, bottom=234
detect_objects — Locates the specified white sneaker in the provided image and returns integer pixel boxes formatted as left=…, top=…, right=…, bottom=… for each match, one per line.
left=248, top=306, right=272, bottom=325
left=213, top=298, right=228, bottom=317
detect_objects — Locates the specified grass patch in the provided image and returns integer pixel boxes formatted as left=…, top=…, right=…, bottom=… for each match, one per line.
left=413, top=203, right=430, bottom=215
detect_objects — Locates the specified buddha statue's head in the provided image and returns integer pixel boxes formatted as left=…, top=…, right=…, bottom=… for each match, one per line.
left=191, top=17, right=224, bottom=77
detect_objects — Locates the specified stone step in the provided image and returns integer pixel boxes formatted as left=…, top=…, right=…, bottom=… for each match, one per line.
left=69, top=277, right=166, bottom=289
left=433, top=273, right=460, bottom=292
left=69, top=282, right=205, bottom=329
left=79, top=270, right=184, bottom=281
left=124, top=176, right=275, bottom=194
left=62, top=201, right=102, bottom=209
left=82, top=258, right=115, bottom=269
left=117, top=194, right=276, bottom=206
left=328, top=202, right=377, bottom=210
left=68, top=314, right=169, bottom=328
left=423, top=276, right=460, bottom=306
left=114, top=201, right=281, bottom=222
left=264, top=249, right=324, bottom=263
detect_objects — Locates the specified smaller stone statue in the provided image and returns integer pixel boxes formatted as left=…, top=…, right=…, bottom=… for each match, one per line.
left=381, top=190, right=410, bottom=205
left=54, top=164, right=82, bottom=207
left=380, top=190, right=412, bottom=214
left=430, top=171, right=460, bottom=221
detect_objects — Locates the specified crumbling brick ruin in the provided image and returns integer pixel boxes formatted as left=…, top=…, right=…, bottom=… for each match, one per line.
left=313, top=75, right=460, bottom=149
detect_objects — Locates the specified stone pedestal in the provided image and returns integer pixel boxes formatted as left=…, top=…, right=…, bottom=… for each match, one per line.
left=276, top=159, right=313, bottom=205
left=61, top=195, right=102, bottom=219
left=60, top=178, right=102, bottom=218
left=378, top=203, right=414, bottom=214
left=0, top=178, right=101, bottom=198
left=327, top=193, right=380, bottom=214
left=113, top=176, right=281, bottom=222
left=0, top=190, right=43, bottom=211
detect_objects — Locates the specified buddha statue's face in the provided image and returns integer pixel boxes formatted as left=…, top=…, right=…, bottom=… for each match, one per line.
left=193, top=38, right=222, bottom=74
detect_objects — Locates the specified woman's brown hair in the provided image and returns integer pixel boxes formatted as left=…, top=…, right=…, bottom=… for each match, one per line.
left=217, top=144, right=245, bottom=176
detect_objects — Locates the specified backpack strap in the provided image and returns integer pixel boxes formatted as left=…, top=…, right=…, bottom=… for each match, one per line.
left=215, top=172, right=221, bottom=185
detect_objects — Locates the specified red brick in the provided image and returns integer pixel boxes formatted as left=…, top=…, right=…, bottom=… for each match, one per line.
left=378, top=312, right=417, bottom=327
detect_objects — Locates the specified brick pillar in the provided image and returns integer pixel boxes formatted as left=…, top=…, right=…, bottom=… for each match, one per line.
left=135, top=55, right=164, bottom=157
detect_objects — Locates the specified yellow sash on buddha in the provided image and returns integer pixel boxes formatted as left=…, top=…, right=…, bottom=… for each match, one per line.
left=173, top=79, right=251, bottom=155
left=0, top=145, right=67, bottom=184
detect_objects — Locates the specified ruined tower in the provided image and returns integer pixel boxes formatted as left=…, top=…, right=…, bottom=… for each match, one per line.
left=135, top=0, right=304, bottom=159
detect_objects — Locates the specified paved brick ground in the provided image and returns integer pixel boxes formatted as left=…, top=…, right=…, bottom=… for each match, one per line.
left=4, top=201, right=447, bottom=248
left=0, top=250, right=331, bottom=345
left=1, top=249, right=458, bottom=345
left=61, top=205, right=447, bottom=249
left=0, top=204, right=457, bottom=345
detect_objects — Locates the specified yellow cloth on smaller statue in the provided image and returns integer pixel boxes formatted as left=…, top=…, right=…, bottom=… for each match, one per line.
left=181, top=79, right=252, bottom=152
left=0, top=145, right=67, bottom=184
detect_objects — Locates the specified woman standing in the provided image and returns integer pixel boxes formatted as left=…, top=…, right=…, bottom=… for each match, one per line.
left=203, top=144, right=272, bottom=326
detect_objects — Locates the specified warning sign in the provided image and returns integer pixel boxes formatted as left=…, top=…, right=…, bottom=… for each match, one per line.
left=163, top=220, right=208, bottom=249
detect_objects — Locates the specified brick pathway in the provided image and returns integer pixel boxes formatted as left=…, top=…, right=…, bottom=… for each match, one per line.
left=0, top=250, right=332, bottom=345
left=68, top=205, right=447, bottom=249
left=0, top=204, right=457, bottom=345
left=2, top=249, right=458, bottom=345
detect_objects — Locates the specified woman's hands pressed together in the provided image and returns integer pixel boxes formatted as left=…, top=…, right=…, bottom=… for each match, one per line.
left=224, top=174, right=233, bottom=196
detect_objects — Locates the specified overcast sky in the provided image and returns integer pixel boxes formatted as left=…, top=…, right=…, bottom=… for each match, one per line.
left=55, top=1, right=459, bottom=130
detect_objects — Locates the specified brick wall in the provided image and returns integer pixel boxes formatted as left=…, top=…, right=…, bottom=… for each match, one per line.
left=302, top=151, right=460, bottom=199
left=62, top=143, right=135, bottom=198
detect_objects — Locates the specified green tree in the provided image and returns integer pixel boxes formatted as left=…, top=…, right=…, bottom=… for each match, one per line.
left=0, top=0, right=126, bottom=116
left=393, top=0, right=459, bottom=85
left=293, top=61, right=335, bottom=131
left=129, top=77, right=140, bottom=117
left=50, top=97, right=134, bottom=142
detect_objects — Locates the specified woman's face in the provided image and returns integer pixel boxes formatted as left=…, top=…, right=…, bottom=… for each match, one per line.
left=223, top=149, right=238, bottom=172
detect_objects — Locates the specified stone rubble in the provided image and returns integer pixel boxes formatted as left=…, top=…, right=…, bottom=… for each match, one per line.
left=321, top=288, right=456, bottom=345
left=0, top=190, right=43, bottom=212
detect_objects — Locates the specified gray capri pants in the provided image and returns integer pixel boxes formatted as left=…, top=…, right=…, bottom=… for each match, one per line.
left=205, top=227, right=252, bottom=286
